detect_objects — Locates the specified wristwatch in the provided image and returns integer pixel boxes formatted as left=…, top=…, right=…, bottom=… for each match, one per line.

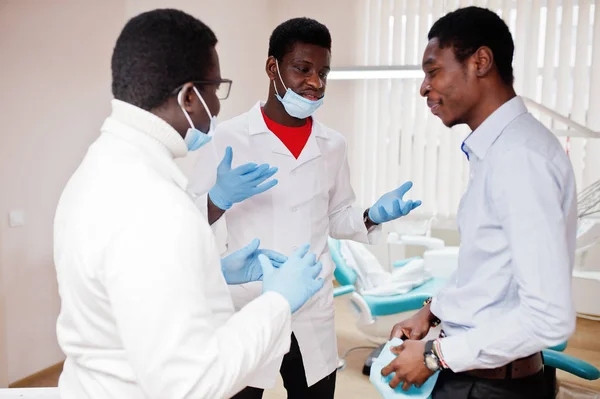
left=424, top=340, right=442, bottom=372
left=363, top=208, right=379, bottom=227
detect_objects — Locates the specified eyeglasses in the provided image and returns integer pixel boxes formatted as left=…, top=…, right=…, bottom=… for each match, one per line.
left=172, top=79, right=233, bottom=100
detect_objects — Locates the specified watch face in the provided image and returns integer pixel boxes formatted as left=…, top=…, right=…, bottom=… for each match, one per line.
left=425, top=354, right=440, bottom=371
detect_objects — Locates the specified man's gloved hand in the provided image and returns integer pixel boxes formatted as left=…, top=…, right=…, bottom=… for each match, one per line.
left=368, top=181, right=422, bottom=224
left=208, top=146, right=279, bottom=210
left=260, top=244, right=325, bottom=313
left=221, top=238, right=287, bottom=285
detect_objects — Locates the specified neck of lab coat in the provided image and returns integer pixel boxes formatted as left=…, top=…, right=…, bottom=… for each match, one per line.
left=108, top=99, right=188, bottom=159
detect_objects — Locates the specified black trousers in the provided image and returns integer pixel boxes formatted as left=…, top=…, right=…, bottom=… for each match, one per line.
left=231, top=333, right=337, bottom=399
left=432, top=369, right=549, bottom=399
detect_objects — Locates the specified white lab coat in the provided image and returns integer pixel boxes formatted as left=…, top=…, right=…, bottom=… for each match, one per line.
left=188, top=101, right=381, bottom=388
left=54, top=99, right=293, bottom=399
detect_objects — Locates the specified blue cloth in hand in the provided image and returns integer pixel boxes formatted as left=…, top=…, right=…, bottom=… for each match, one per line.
left=370, top=338, right=439, bottom=399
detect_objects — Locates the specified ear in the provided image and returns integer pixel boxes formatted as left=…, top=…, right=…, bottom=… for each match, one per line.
left=265, top=56, right=277, bottom=81
left=178, top=82, right=196, bottom=113
left=474, top=46, right=494, bottom=77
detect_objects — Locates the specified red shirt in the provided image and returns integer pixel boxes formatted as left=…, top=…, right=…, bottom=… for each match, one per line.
left=261, top=108, right=312, bottom=159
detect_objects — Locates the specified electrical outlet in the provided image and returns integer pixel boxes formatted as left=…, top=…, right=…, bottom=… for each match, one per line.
left=8, top=211, right=24, bottom=228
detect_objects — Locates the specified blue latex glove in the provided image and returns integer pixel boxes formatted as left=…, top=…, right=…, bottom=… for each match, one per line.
left=368, top=181, right=422, bottom=224
left=209, top=146, right=279, bottom=210
left=221, top=238, right=287, bottom=285
left=260, top=244, right=325, bottom=313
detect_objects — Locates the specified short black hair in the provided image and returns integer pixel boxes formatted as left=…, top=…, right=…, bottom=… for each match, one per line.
left=111, top=9, right=217, bottom=111
left=268, top=17, right=331, bottom=61
left=428, top=6, right=514, bottom=86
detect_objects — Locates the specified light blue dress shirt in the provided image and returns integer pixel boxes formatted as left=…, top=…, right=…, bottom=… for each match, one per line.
left=431, top=96, right=578, bottom=372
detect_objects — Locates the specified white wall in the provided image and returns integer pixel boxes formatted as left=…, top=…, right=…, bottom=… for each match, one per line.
left=0, top=214, right=7, bottom=387
left=0, top=0, right=127, bottom=384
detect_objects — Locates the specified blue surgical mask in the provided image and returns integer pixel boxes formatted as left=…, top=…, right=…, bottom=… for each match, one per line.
left=273, top=59, right=324, bottom=119
left=177, top=87, right=217, bottom=151
left=182, top=126, right=212, bottom=151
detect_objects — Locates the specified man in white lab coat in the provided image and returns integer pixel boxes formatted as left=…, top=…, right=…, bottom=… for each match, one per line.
left=189, top=17, right=421, bottom=398
left=54, top=9, right=326, bottom=399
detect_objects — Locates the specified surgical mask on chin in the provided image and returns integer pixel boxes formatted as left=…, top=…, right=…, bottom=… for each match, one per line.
left=177, top=87, right=218, bottom=151
left=273, top=59, right=324, bottom=119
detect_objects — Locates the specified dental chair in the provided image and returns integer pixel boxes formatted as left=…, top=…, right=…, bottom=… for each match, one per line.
left=329, top=237, right=449, bottom=374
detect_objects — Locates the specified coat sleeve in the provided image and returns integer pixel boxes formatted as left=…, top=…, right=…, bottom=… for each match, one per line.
left=328, top=139, right=382, bottom=244
left=188, top=139, right=220, bottom=216
left=188, top=139, right=229, bottom=253
left=103, top=195, right=292, bottom=399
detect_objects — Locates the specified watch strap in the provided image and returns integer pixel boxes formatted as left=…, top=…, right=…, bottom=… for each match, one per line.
left=423, top=297, right=442, bottom=327
left=424, top=339, right=434, bottom=355
left=363, top=208, right=379, bottom=226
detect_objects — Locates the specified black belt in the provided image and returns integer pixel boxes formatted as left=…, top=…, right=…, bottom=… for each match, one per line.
left=439, top=330, right=543, bottom=380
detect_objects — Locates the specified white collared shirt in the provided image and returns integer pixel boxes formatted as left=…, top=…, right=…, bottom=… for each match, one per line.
left=431, top=96, right=578, bottom=372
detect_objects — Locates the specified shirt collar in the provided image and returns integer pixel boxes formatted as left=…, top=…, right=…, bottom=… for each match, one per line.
left=462, top=96, right=528, bottom=160
left=103, top=99, right=189, bottom=190
left=109, top=99, right=188, bottom=159
left=248, top=101, right=329, bottom=139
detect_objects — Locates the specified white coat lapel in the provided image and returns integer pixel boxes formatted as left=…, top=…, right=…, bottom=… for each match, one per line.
left=247, top=101, right=293, bottom=158
left=264, top=134, right=293, bottom=157
left=247, top=101, right=331, bottom=165
left=293, top=133, right=321, bottom=170
left=291, top=120, right=329, bottom=171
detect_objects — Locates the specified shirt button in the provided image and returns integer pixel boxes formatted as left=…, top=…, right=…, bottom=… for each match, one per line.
left=292, top=208, right=298, bottom=212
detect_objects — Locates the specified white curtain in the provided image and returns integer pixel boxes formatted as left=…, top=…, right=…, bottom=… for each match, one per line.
left=349, top=0, right=600, bottom=227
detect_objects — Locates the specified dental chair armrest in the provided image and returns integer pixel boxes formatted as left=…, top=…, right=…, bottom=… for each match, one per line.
left=542, top=349, right=600, bottom=380
left=549, top=342, right=567, bottom=352
left=333, top=285, right=355, bottom=297
left=392, top=256, right=422, bottom=268
left=361, top=278, right=447, bottom=317
left=388, top=233, right=445, bottom=250
left=362, top=293, right=431, bottom=316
